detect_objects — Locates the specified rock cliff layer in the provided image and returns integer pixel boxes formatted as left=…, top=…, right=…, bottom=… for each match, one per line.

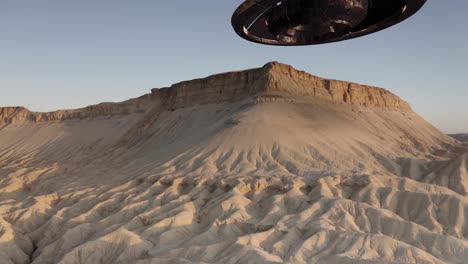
left=155, top=62, right=410, bottom=110
left=0, top=62, right=410, bottom=127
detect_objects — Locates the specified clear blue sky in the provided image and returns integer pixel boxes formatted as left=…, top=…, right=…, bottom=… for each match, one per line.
left=1, top=0, right=467, bottom=133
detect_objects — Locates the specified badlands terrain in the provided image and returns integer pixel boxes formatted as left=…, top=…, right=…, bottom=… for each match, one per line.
left=0, top=62, right=467, bottom=264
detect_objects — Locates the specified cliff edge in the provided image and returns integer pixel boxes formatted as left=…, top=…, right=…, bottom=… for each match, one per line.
left=0, top=62, right=410, bottom=126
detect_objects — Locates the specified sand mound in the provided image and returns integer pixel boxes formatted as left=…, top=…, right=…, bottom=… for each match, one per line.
left=0, top=62, right=465, bottom=263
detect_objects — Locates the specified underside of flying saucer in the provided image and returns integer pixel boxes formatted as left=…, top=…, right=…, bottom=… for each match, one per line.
left=231, top=0, right=427, bottom=45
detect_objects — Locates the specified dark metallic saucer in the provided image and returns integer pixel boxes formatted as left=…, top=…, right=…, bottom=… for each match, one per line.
left=232, top=0, right=427, bottom=45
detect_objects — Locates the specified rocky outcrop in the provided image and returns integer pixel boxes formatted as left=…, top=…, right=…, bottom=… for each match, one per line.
left=0, top=95, right=155, bottom=126
left=0, top=62, right=411, bottom=126
left=0, top=107, right=31, bottom=125
left=152, top=62, right=411, bottom=110
left=263, top=62, right=411, bottom=109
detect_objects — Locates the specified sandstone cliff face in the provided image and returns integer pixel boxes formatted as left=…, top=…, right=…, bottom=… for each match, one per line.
left=0, top=95, right=154, bottom=126
left=0, top=107, right=31, bottom=125
left=263, top=62, right=411, bottom=109
left=152, top=62, right=410, bottom=110
left=0, top=62, right=410, bottom=126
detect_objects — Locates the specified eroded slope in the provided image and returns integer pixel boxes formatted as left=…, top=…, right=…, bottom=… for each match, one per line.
left=0, top=62, right=465, bottom=264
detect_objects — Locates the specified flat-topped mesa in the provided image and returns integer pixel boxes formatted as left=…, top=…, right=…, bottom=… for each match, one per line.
left=0, top=62, right=411, bottom=126
left=152, top=62, right=411, bottom=110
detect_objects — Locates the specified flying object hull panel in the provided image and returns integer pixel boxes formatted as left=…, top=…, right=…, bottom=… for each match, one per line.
left=231, top=0, right=427, bottom=45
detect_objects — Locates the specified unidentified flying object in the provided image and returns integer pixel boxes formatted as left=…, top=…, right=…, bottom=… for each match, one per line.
left=231, top=0, right=427, bottom=45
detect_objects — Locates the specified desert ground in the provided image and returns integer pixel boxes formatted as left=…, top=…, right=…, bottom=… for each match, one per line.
left=1, top=62, right=467, bottom=264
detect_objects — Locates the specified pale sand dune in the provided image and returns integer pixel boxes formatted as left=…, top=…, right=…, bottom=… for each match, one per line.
left=0, top=62, right=466, bottom=263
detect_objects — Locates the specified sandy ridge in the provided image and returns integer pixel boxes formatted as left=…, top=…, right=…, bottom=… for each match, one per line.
left=0, top=62, right=409, bottom=127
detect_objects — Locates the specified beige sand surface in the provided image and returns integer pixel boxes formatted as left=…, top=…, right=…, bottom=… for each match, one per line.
left=0, top=62, right=466, bottom=263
